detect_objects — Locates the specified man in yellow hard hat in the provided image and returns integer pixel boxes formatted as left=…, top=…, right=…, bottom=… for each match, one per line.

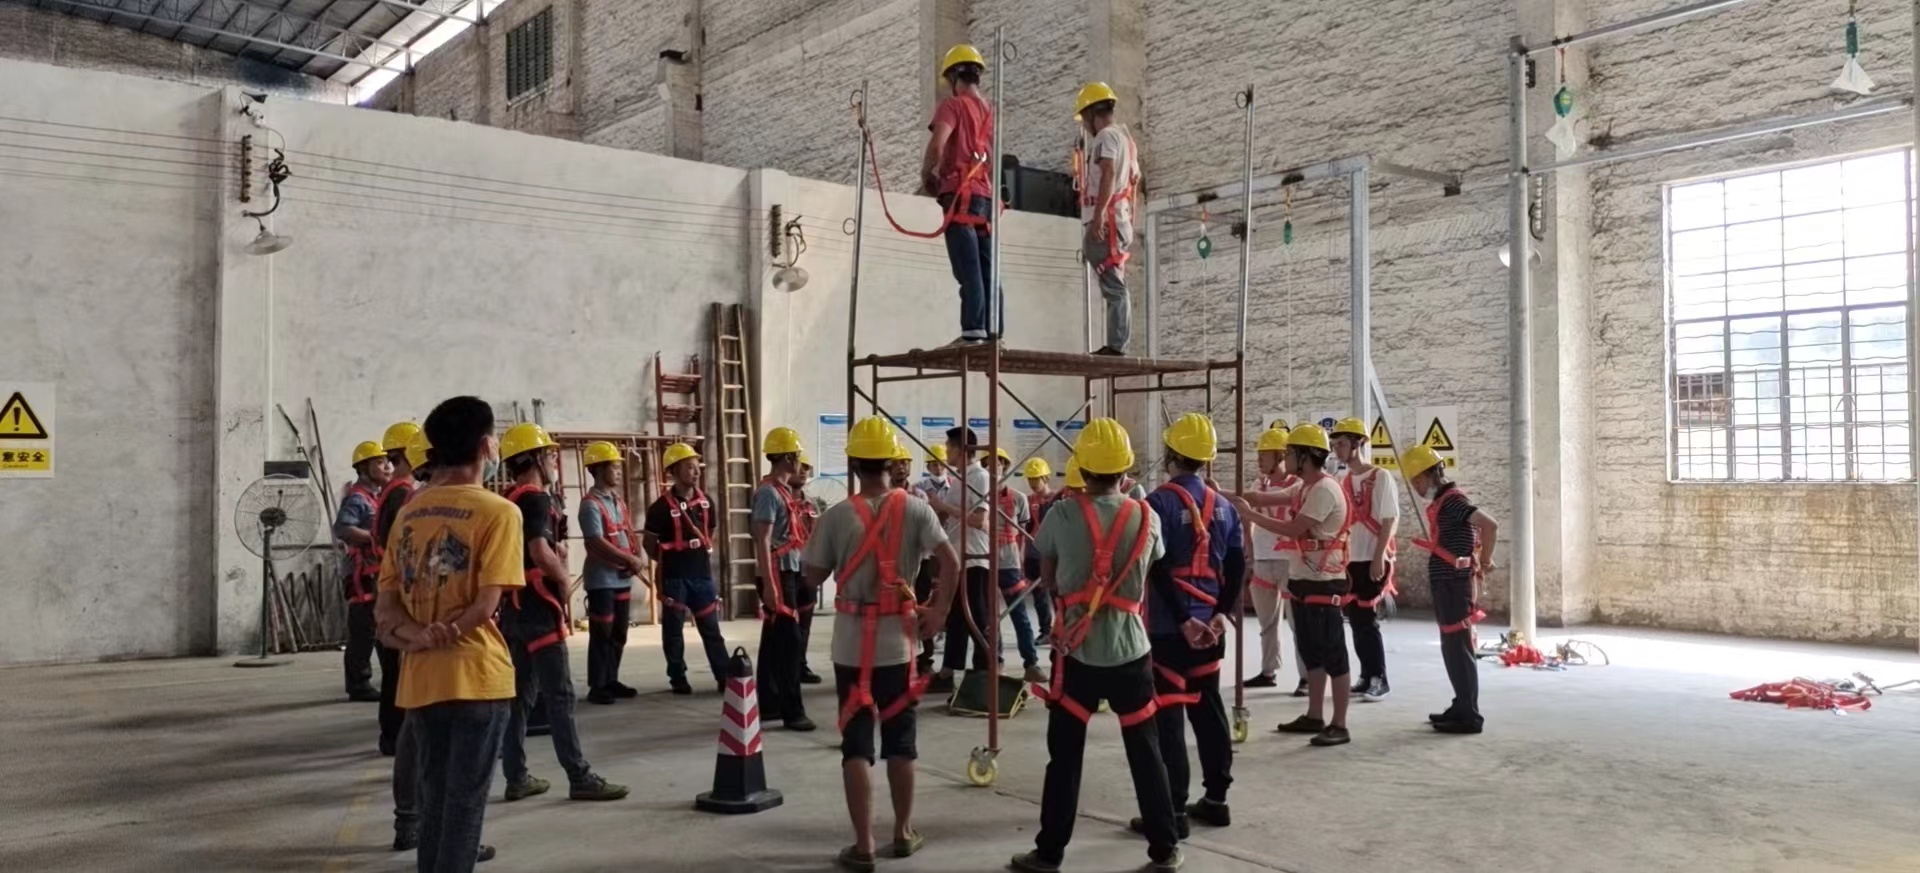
left=1233, top=422, right=1306, bottom=693
left=1138, top=412, right=1244, bottom=834
left=923, top=44, right=999, bottom=346
left=801, top=417, right=959, bottom=869
left=369, top=423, right=422, bottom=750
left=1075, top=82, right=1142, bottom=356
left=576, top=441, right=646, bottom=704
left=1401, top=446, right=1497, bottom=734
left=1331, top=418, right=1399, bottom=702
left=989, top=447, right=1045, bottom=685
left=337, top=439, right=394, bottom=703
left=641, top=441, right=732, bottom=697
left=1229, top=424, right=1353, bottom=747
left=920, top=444, right=951, bottom=498
left=497, top=423, right=628, bottom=803
left=754, top=426, right=817, bottom=730
left=889, top=443, right=915, bottom=491
left=1062, top=456, right=1086, bottom=494
left=1021, top=456, right=1057, bottom=646
left=1014, top=418, right=1181, bottom=873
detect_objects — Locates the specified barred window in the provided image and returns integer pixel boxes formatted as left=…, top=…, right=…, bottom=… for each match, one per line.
left=505, top=8, right=554, bottom=102
left=1668, top=150, right=1914, bottom=482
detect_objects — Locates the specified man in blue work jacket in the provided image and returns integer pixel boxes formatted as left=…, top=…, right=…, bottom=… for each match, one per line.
left=1132, top=413, right=1244, bottom=841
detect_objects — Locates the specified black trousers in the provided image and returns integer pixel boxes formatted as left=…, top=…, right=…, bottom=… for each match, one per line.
left=393, top=707, right=418, bottom=831
left=585, top=588, right=631, bottom=691
left=1432, top=575, right=1481, bottom=721
left=345, top=599, right=378, bottom=694
left=1344, top=561, right=1390, bottom=682
left=377, top=642, right=404, bottom=747
left=756, top=571, right=811, bottom=722
left=1034, top=655, right=1178, bottom=866
left=1149, top=636, right=1233, bottom=809
left=914, top=560, right=937, bottom=673
left=941, top=567, right=992, bottom=673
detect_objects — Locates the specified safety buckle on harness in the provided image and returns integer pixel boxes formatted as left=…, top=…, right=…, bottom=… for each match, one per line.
left=1453, top=557, right=1474, bottom=570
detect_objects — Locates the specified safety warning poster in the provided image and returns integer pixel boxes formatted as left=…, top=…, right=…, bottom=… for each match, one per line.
left=816, top=414, right=849, bottom=477
left=919, top=417, right=954, bottom=455
left=1369, top=406, right=1460, bottom=473
left=0, top=382, right=53, bottom=478
left=1012, top=419, right=1048, bottom=468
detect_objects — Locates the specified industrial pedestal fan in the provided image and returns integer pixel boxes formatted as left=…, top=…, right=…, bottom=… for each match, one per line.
left=233, top=473, right=324, bottom=666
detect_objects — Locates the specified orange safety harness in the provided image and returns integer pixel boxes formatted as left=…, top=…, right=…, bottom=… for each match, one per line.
left=341, top=482, right=382, bottom=604
left=833, top=490, right=930, bottom=730
left=1031, top=493, right=1159, bottom=726
left=1075, top=124, right=1141, bottom=273
left=1155, top=482, right=1221, bottom=609
left=584, top=489, right=643, bottom=623
left=655, top=487, right=719, bottom=620
left=865, top=95, right=995, bottom=239
left=1345, top=467, right=1398, bottom=608
left=1411, top=488, right=1485, bottom=634
left=758, top=477, right=811, bottom=621
left=1248, top=473, right=1299, bottom=592
left=505, top=483, right=571, bottom=653
left=1278, top=478, right=1355, bottom=608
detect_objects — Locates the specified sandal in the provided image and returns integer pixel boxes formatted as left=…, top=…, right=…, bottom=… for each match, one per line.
left=836, top=845, right=877, bottom=872
left=893, top=830, right=926, bottom=858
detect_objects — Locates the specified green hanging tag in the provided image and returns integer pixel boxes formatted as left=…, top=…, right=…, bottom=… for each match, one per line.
left=1846, top=20, right=1859, bottom=56
left=1554, top=85, right=1574, bottom=118
left=1282, top=220, right=1293, bottom=246
left=1196, top=235, right=1213, bottom=258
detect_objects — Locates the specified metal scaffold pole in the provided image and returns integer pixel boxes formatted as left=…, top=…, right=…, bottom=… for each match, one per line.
left=1506, top=42, right=1538, bottom=643
left=847, top=80, right=869, bottom=426
left=1231, top=85, right=1255, bottom=740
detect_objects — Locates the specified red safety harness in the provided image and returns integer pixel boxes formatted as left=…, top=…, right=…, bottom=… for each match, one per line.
left=506, top=483, right=571, bottom=652
left=1279, top=478, right=1355, bottom=608
left=758, top=478, right=811, bottom=621
left=1156, top=482, right=1220, bottom=609
left=1077, top=125, right=1141, bottom=273
left=1412, top=488, right=1486, bottom=634
left=1032, top=493, right=1158, bottom=726
left=834, top=490, right=930, bottom=730
left=583, top=489, right=642, bottom=623
left=1345, top=467, right=1398, bottom=608
left=341, top=482, right=382, bottom=604
left=656, top=487, right=719, bottom=620
left=866, top=95, right=994, bottom=239
left=1248, top=473, right=1299, bottom=592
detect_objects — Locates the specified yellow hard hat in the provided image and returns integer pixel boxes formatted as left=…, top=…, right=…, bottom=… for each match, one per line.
left=1064, top=457, right=1086, bottom=488
left=1075, top=81, right=1118, bottom=116
left=1074, top=417, right=1135, bottom=475
left=846, top=416, right=899, bottom=461
left=662, top=442, right=700, bottom=471
left=1022, top=457, right=1053, bottom=480
left=894, top=443, right=914, bottom=462
left=1256, top=423, right=1291, bottom=452
left=500, top=422, right=556, bottom=462
left=351, top=441, right=386, bottom=466
left=1287, top=423, right=1330, bottom=452
left=799, top=452, right=813, bottom=468
left=764, top=426, right=803, bottom=457
left=1163, top=413, right=1218, bottom=462
left=1331, top=417, right=1368, bottom=440
left=583, top=441, right=622, bottom=467
left=927, top=444, right=948, bottom=464
left=382, top=421, right=422, bottom=452
left=941, top=43, right=986, bottom=76
left=1402, top=445, right=1444, bottom=479
left=405, top=431, right=432, bottom=470
left=995, top=446, right=1013, bottom=464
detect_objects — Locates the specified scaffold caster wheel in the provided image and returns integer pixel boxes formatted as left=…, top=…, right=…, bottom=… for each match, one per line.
left=965, top=747, right=998, bottom=786
left=1231, top=707, right=1251, bottom=744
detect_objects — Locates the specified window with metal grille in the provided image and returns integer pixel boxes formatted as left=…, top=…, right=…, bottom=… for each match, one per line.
left=1667, top=149, right=1914, bottom=482
left=505, top=8, right=554, bottom=102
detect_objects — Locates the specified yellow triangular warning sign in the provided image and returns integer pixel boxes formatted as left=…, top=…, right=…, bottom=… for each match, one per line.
left=0, top=392, right=48, bottom=439
left=1369, top=417, right=1393, bottom=448
left=1421, top=418, right=1454, bottom=451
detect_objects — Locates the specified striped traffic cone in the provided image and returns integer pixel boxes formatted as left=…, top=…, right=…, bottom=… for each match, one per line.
left=695, top=648, right=784, bottom=814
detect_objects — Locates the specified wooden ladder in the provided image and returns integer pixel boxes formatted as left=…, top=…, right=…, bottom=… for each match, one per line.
left=711, top=303, right=760, bottom=620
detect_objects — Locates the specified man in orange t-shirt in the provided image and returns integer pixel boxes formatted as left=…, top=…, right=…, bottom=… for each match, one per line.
left=922, top=43, right=998, bottom=346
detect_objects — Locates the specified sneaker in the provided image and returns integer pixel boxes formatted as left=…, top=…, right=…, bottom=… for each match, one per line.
left=392, top=824, right=418, bottom=852
left=569, top=773, right=630, bottom=801
left=1022, top=664, right=1048, bottom=685
left=1150, top=847, right=1186, bottom=871
left=1186, top=798, right=1231, bottom=828
left=1129, top=814, right=1190, bottom=841
left=1091, top=346, right=1125, bottom=357
left=1360, top=677, right=1390, bottom=701
left=670, top=678, right=693, bottom=695
left=1351, top=678, right=1372, bottom=694
left=926, top=672, right=956, bottom=694
left=585, top=688, right=616, bottom=705
left=800, top=667, right=824, bottom=685
left=1009, top=851, right=1063, bottom=873
left=1429, top=705, right=1465, bottom=724
left=504, top=775, right=550, bottom=802
left=785, top=715, right=818, bottom=732
left=941, top=336, right=989, bottom=349
left=1432, top=718, right=1484, bottom=734
left=346, top=687, right=381, bottom=703
left=1310, top=725, right=1352, bottom=747
left=378, top=735, right=397, bottom=757
left=1276, top=715, right=1325, bottom=734
left=1291, top=679, right=1309, bottom=698
left=477, top=845, right=496, bottom=863
left=1245, top=673, right=1278, bottom=689
left=610, top=682, right=641, bottom=699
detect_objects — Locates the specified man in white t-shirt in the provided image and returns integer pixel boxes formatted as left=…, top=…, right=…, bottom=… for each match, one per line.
left=925, top=426, right=993, bottom=692
left=1074, top=81, right=1141, bottom=357
left=1331, top=418, right=1399, bottom=702
left=1233, top=423, right=1306, bottom=692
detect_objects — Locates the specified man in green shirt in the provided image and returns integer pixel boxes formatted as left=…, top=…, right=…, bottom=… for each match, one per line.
left=1012, top=419, right=1182, bottom=873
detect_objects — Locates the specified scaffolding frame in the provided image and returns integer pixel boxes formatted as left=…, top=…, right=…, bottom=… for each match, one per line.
left=1505, top=0, right=1919, bottom=646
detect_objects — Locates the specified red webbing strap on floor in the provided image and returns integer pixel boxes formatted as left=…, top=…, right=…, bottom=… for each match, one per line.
left=1730, top=679, right=1872, bottom=712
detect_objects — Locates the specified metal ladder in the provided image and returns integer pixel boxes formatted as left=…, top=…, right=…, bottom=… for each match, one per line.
left=711, top=303, right=760, bottom=620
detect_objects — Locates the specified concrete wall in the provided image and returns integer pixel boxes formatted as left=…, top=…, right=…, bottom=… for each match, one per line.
left=0, top=4, right=347, bottom=102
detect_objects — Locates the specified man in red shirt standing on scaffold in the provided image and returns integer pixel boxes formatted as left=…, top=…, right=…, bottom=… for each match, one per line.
left=921, top=43, right=998, bottom=347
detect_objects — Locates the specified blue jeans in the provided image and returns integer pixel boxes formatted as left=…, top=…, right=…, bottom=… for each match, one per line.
left=412, top=700, right=508, bottom=873
left=660, top=576, right=731, bottom=684
left=999, top=568, right=1041, bottom=668
left=940, top=193, right=999, bottom=339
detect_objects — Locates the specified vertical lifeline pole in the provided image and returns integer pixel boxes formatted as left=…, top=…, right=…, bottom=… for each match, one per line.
left=987, top=345, right=1003, bottom=757
left=847, top=80, right=869, bottom=427
left=1506, top=41, right=1539, bottom=643
left=990, top=26, right=1006, bottom=341
left=1909, top=0, right=1919, bottom=654
left=1350, top=165, right=1372, bottom=426
left=1232, top=85, right=1255, bottom=730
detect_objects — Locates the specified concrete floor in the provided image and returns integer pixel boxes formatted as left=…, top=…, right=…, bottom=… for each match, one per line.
left=4, top=618, right=1918, bottom=873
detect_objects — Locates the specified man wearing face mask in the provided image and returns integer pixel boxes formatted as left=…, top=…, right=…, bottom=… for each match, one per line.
left=495, top=423, right=628, bottom=804
left=1401, top=446, right=1497, bottom=734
